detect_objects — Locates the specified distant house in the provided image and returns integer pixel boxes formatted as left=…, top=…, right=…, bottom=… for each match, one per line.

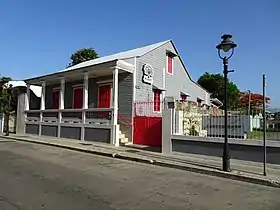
left=21, top=40, right=211, bottom=146
left=8, top=80, right=42, bottom=110
left=8, top=81, right=42, bottom=98
left=210, top=98, right=223, bottom=108
left=0, top=81, right=41, bottom=133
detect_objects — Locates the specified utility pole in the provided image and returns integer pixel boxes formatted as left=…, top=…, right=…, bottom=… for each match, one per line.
left=248, top=90, right=251, bottom=116
left=262, top=74, right=267, bottom=176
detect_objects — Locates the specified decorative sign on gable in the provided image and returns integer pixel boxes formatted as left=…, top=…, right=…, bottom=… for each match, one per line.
left=142, top=64, right=154, bottom=85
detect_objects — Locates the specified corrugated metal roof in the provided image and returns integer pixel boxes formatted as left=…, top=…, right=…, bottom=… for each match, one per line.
left=62, top=40, right=170, bottom=72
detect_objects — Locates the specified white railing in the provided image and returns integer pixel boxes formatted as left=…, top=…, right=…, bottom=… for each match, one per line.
left=25, top=108, right=114, bottom=125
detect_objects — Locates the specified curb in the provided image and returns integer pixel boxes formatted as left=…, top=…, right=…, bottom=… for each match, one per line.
left=153, top=160, right=280, bottom=188
left=5, top=136, right=280, bottom=189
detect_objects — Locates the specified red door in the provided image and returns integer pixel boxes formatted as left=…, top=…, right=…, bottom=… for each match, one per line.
left=98, top=85, right=111, bottom=118
left=98, top=85, right=111, bottom=108
left=52, top=90, right=60, bottom=109
left=73, top=87, right=83, bottom=109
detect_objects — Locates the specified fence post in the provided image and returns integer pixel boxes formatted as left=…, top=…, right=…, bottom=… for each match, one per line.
left=162, top=109, right=172, bottom=154
left=16, top=93, right=26, bottom=134
left=1, top=113, right=4, bottom=133
left=263, top=73, right=267, bottom=176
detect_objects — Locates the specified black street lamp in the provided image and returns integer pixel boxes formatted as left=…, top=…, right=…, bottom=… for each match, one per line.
left=216, top=34, right=237, bottom=172
left=5, top=84, right=13, bottom=136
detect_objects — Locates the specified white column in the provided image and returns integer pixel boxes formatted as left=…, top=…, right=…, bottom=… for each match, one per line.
left=113, top=68, right=119, bottom=125
left=83, top=72, right=88, bottom=109
left=40, top=81, right=46, bottom=110
left=112, top=68, right=119, bottom=146
left=39, top=81, right=46, bottom=135
left=58, top=78, right=64, bottom=138
left=81, top=72, right=88, bottom=141
left=26, top=84, right=30, bottom=111
left=59, top=78, right=65, bottom=109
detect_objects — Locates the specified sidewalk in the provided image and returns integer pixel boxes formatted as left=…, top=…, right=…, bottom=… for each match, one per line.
left=3, top=133, right=280, bottom=188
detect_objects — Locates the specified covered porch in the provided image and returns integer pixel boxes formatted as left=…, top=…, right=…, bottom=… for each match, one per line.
left=22, top=59, right=134, bottom=146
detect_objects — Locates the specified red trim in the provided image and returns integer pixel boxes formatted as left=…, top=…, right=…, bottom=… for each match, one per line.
left=153, top=91, right=161, bottom=112
left=167, top=55, right=173, bottom=74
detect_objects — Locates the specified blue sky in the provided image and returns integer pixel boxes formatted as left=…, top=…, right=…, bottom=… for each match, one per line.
left=0, top=0, right=280, bottom=106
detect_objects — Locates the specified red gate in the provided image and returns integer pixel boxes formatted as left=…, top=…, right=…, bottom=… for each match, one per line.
left=133, top=101, right=163, bottom=146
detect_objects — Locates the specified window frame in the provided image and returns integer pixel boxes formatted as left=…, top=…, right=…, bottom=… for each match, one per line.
left=166, top=54, right=174, bottom=75
left=197, top=99, right=203, bottom=107
left=181, top=95, right=187, bottom=102
left=153, top=90, right=161, bottom=113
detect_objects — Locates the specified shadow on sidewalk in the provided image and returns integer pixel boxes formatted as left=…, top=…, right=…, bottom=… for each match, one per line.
left=0, top=140, right=17, bottom=143
left=125, top=145, right=162, bottom=153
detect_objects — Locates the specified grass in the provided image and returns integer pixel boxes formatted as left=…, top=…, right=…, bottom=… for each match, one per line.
left=247, top=131, right=280, bottom=140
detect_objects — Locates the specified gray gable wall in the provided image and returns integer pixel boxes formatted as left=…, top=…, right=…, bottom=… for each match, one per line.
left=135, top=41, right=211, bottom=105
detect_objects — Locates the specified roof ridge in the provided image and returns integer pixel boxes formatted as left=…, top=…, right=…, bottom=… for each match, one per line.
left=64, top=39, right=171, bottom=71
left=25, top=39, right=172, bottom=81
left=103, top=39, right=171, bottom=57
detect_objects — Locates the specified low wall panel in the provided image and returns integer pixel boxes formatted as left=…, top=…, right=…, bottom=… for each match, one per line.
left=41, top=125, right=58, bottom=137
left=84, top=128, right=111, bottom=143
left=172, top=136, right=280, bottom=164
left=61, top=126, right=81, bottom=140
left=25, top=124, right=39, bottom=135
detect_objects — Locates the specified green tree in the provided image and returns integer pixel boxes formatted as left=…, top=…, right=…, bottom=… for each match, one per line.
left=0, top=77, right=23, bottom=114
left=197, top=72, right=240, bottom=109
left=0, top=77, right=12, bottom=113
left=67, top=48, right=99, bottom=67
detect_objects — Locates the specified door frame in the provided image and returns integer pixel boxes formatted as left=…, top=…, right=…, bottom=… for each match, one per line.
left=97, top=83, right=113, bottom=108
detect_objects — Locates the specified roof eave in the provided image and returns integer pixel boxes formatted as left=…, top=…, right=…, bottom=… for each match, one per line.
left=24, top=59, right=119, bottom=84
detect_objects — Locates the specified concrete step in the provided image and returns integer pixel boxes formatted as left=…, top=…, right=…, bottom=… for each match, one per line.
left=120, top=138, right=129, bottom=144
left=119, top=130, right=131, bottom=145
left=120, top=141, right=133, bottom=146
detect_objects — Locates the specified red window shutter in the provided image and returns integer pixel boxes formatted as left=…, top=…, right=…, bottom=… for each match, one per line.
left=167, top=55, right=173, bottom=74
left=52, top=90, right=60, bottom=109
left=153, top=91, right=161, bottom=112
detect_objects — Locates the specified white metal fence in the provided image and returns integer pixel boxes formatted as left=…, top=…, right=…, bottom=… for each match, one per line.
left=172, top=102, right=280, bottom=141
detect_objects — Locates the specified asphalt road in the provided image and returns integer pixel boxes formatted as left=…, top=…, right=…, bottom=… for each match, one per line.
left=0, top=138, right=279, bottom=210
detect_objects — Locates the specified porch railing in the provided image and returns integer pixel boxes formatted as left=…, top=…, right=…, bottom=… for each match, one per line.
left=25, top=108, right=114, bottom=125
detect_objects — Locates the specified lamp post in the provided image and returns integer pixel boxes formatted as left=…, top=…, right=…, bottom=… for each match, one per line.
left=5, top=84, right=13, bottom=136
left=216, top=34, right=237, bottom=172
